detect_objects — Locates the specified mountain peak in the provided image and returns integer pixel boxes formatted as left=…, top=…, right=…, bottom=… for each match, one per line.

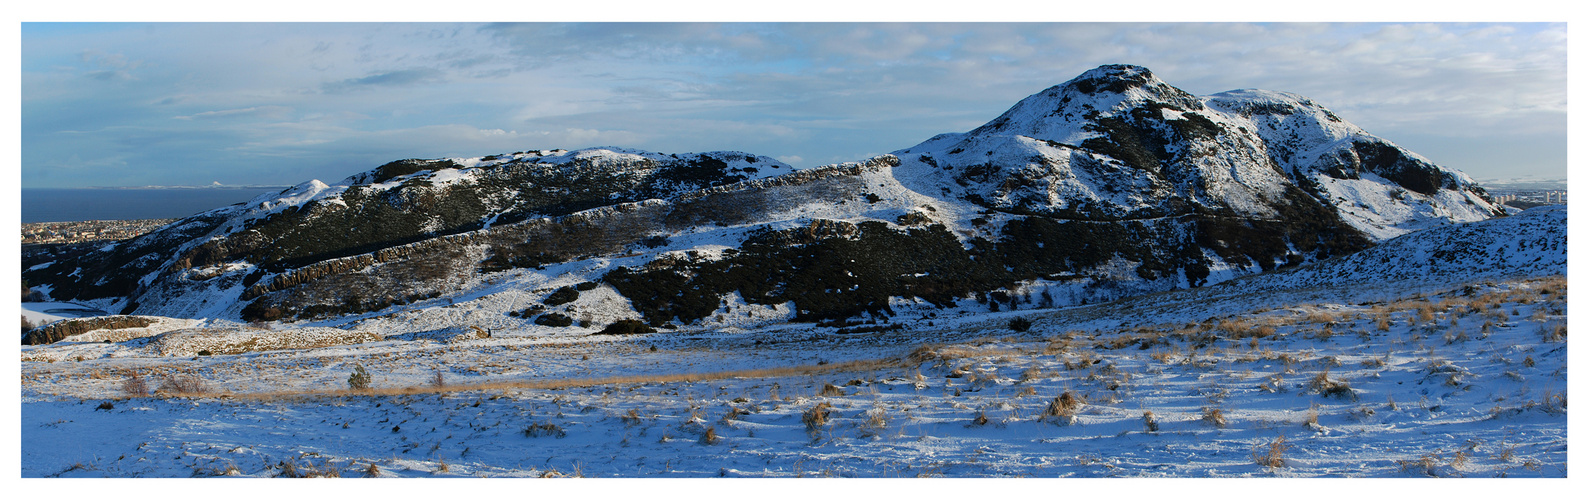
left=955, top=64, right=1205, bottom=143
left=1065, top=64, right=1160, bottom=94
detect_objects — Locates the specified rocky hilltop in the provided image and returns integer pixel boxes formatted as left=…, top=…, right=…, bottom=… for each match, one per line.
left=22, top=65, right=1505, bottom=333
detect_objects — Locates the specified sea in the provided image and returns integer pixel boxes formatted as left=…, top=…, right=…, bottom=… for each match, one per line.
left=20, top=187, right=288, bottom=223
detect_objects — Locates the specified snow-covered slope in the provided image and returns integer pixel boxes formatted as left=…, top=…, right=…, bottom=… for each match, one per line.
left=22, top=65, right=1514, bottom=333
left=891, top=64, right=1499, bottom=237
left=1237, top=206, right=1565, bottom=290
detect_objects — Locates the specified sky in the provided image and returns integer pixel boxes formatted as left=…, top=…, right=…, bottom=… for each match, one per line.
left=15, top=17, right=1570, bottom=188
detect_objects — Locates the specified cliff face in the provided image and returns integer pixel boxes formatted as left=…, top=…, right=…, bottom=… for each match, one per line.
left=23, top=65, right=1506, bottom=329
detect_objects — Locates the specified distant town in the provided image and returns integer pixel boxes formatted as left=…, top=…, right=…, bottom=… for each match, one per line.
left=21, top=219, right=178, bottom=245
left=1489, top=188, right=1568, bottom=209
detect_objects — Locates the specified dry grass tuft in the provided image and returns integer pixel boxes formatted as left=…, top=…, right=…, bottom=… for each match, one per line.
left=1041, top=391, right=1084, bottom=424
left=621, top=408, right=646, bottom=426
left=860, top=408, right=890, bottom=437
left=122, top=371, right=150, bottom=397
left=1416, top=305, right=1437, bottom=324
left=1397, top=452, right=1441, bottom=476
left=1540, top=389, right=1568, bottom=415
left=905, top=345, right=940, bottom=365
left=802, top=402, right=833, bottom=432
left=1252, top=436, right=1289, bottom=468
left=719, top=406, right=747, bottom=424
left=1538, top=322, right=1566, bottom=343
left=1201, top=407, right=1228, bottom=428
left=1360, top=354, right=1387, bottom=368
left=1019, top=366, right=1044, bottom=383
left=1307, top=370, right=1356, bottom=400
left=1304, top=310, right=1338, bottom=325
left=699, top=426, right=722, bottom=445
left=522, top=422, right=567, bottom=438
left=820, top=383, right=845, bottom=397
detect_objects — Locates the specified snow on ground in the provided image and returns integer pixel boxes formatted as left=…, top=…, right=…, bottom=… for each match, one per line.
left=19, top=274, right=1567, bottom=479
left=20, top=301, right=110, bottom=326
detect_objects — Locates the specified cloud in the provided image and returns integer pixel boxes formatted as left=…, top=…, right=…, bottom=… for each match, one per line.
left=174, top=106, right=293, bottom=121
left=321, top=68, right=445, bottom=93
left=19, top=22, right=1567, bottom=187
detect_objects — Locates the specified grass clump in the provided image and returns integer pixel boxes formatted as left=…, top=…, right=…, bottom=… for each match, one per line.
left=1252, top=436, right=1289, bottom=468
left=699, top=426, right=722, bottom=445
left=1538, top=322, right=1566, bottom=342
left=803, top=402, right=833, bottom=433
left=523, top=422, right=567, bottom=438
left=1307, top=370, right=1356, bottom=400
left=1201, top=407, right=1228, bottom=428
left=1041, top=391, right=1084, bottom=424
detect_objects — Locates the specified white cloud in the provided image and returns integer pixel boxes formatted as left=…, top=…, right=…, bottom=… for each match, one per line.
left=174, top=106, right=293, bottom=121
left=19, top=22, right=1567, bottom=186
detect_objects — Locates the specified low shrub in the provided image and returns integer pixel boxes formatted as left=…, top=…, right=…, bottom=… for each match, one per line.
left=599, top=319, right=655, bottom=335
left=158, top=373, right=206, bottom=395
left=348, top=364, right=371, bottom=391
left=544, top=286, right=580, bottom=306
left=122, top=372, right=150, bottom=397
left=1009, top=317, right=1033, bottom=332
left=535, top=313, right=575, bottom=328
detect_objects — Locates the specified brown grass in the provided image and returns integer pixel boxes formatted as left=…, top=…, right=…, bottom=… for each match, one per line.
left=157, top=373, right=206, bottom=395
left=1041, top=391, right=1083, bottom=424
left=1201, top=407, right=1228, bottom=428
left=802, top=402, right=833, bottom=432
left=1252, top=436, right=1289, bottom=468
left=1307, top=370, right=1355, bottom=400
left=699, top=426, right=722, bottom=445
left=127, top=358, right=900, bottom=401
left=122, top=372, right=151, bottom=397
left=1538, top=322, right=1566, bottom=343
left=1397, top=452, right=1441, bottom=476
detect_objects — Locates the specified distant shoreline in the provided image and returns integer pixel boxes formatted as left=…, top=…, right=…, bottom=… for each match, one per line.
left=21, top=187, right=285, bottom=223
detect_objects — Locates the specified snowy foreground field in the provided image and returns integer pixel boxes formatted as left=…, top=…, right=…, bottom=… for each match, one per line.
left=20, top=276, right=1567, bottom=479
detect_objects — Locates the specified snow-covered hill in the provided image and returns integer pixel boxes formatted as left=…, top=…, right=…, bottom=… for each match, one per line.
left=22, top=65, right=1513, bottom=334
left=1237, top=206, right=1565, bottom=291
left=891, top=65, right=1498, bottom=238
